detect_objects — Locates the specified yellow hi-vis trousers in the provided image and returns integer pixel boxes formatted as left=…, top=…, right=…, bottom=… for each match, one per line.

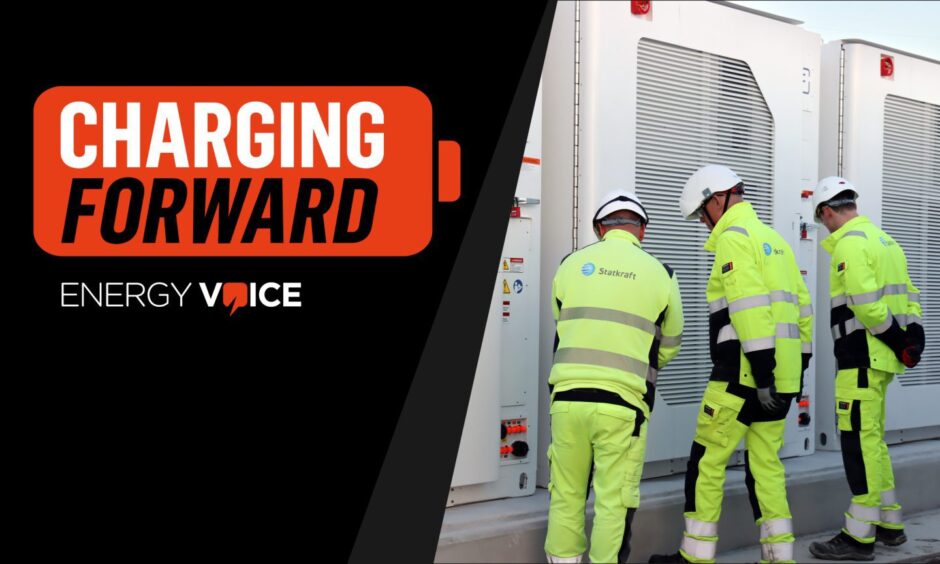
left=545, top=391, right=647, bottom=563
left=680, top=381, right=795, bottom=563
left=835, top=367, right=904, bottom=543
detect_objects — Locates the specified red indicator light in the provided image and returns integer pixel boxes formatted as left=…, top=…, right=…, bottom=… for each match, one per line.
left=881, top=55, right=894, bottom=78
left=631, top=0, right=651, bottom=15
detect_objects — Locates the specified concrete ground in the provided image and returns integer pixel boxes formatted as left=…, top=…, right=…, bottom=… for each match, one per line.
left=436, top=440, right=940, bottom=563
left=718, top=508, right=940, bottom=563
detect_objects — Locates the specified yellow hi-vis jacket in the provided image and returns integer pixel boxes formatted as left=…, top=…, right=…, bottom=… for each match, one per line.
left=821, top=215, right=922, bottom=374
left=704, top=203, right=812, bottom=393
left=549, top=229, right=684, bottom=415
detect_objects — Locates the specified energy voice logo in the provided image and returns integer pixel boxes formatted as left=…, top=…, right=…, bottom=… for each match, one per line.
left=202, top=282, right=302, bottom=315
left=61, top=281, right=301, bottom=315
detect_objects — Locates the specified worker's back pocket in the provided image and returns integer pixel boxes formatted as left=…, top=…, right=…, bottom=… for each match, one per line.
left=597, top=402, right=639, bottom=438
left=596, top=402, right=637, bottom=422
left=549, top=400, right=571, bottom=418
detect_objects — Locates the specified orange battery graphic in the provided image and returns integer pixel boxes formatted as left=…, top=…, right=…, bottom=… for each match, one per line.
left=33, top=86, right=460, bottom=256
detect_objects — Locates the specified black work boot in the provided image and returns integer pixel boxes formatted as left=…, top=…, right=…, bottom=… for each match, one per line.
left=876, top=525, right=908, bottom=546
left=808, top=531, right=874, bottom=561
left=648, top=553, right=690, bottom=563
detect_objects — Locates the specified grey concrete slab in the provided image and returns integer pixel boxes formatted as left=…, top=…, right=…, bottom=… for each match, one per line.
left=718, top=508, right=940, bottom=563
left=436, top=440, right=940, bottom=563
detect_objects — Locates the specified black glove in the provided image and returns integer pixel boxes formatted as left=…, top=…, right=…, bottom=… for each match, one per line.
left=875, top=318, right=914, bottom=366
left=900, top=343, right=921, bottom=368
left=900, top=322, right=926, bottom=368
left=907, top=322, right=926, bottom=354
left=757, top=386, right=785, bottom=413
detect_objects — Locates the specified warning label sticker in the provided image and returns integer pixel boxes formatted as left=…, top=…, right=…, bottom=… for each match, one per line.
left=510, top=257, right=524, bottom=273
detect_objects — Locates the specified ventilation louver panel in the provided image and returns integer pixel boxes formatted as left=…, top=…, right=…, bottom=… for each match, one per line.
left=635, top=38, right=775, bottom=404
left=882, top=94, right=940, bottom=387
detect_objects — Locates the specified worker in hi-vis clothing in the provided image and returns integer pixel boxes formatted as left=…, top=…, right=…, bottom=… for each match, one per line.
left=545, top=189, right=684, bottom=563
left=651, top=165, right=812, bottom=564
left=807, top=177, right=924, bottom=562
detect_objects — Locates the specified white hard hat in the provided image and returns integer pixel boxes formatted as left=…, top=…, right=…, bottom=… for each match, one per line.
left=593, top=189, right=649, bottom=239
left=679, top=164, right=744, bottom=220
left=812, top=176, right=858, bottom=223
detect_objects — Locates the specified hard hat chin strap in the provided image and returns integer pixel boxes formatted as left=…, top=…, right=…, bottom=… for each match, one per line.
left=599, top=217, right=643, bottom=228
left=705, top=183, right=744, bottom=227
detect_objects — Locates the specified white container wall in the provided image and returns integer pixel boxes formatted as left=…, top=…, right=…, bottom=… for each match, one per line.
left=541, top=1, right=821, bottom=479
left=816, top=40, right=940, bottom=450
left=449, top=86, right=543, bottom=505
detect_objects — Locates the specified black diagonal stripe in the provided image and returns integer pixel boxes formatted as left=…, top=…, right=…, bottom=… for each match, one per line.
left=744, top=450, right=762, bottom=521
left=840, top=400, right=868, bottom=496
left=349, top=5, right=556, bottom=562
left=684, top=441, right=707, bottom=513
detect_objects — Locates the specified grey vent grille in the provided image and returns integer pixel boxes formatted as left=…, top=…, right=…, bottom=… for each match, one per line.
left=882, top=94, right=940, bottom=387
left=635, top=38, right=775, bottom=404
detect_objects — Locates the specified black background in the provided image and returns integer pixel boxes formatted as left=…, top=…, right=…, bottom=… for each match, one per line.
left=13, top=5, right=548, bottom=559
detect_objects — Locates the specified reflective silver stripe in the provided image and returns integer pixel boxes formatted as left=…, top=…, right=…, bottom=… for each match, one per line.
left=685, top=518, right=718, bottom=537
left=742, top=336, right=775, bottom=352
left=869, top=312, right=894, bottom=336
left=909, top=292, right=921, bottom=303
left=681, top=536, right=717, bottom=560
left=647, top=367, right=658, bottom=385
left=726, top=226, right=749, bottom=236
left=884, top=284, right=908, bottom=296
left=776, top=323, right=800, bottom=339
left=832, top=318, right=865, bottom=340
left=559, top=307, right=656, bottom=334
left=761, top=541, right=794, bottom=562
left=831, top=295, right=848, bottom=308
left=844, top=514, right=876, bottom=540
left=717, top=324, right=738, bottom=343
left=760, top=518, right=793, bottom=538
left=848, top=284, right=909, bottom=306
left=708, top=297, right=729, bottom=313
left=849, top=503, right=881, bottom=522
left=844, top=230, right=868, bottom=239
left=897, top=313, right=922, bottom=327
left=802, top=342, right=813, bottom=354
left=546, top=554, right=583, bottom=564
left=848, top=290, right=882, bottom=305
left=729, top=294, right=772, bottom=314
left=800, top=304, right=813, bottom=317
left=553, top=348, right=649, bottom=376
left=660, top=334, right=682, bottom=347
left=881, top=508, right=903, bottom=524
left=881, top=489, right=898, bottom=506
left=770, top=290, right=799, bottom=305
